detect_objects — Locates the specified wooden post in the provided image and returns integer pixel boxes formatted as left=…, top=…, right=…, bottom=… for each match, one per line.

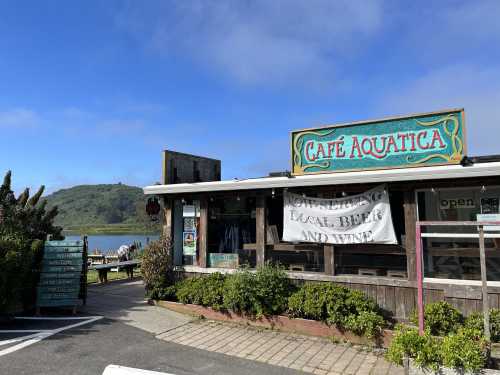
left=162, top=197, right=174, bottom=266
left=163, top=197, right=173, bottom=239
left=256, top=196, right=267, bottom=267
left=324, top=245, right=335, bottom=275
left=479, top=226, right=491, bottom=341
left=198, top=198, right=208, bottom=268
left=404, top=190, right=417, bottom=282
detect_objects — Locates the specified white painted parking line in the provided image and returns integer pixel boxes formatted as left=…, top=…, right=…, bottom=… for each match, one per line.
left=103, top=365, right=175, bottom=375
left=0, top=315, right=103, bottom=357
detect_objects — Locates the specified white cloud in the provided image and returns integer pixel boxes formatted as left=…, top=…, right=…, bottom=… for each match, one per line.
left=377, top=64, right=500, bottom=156
left=0, top=108, right=40, bottom=129
left=115, top=0, right=384, bottom=87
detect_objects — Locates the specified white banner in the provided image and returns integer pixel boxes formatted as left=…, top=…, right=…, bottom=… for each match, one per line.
left=283, top=185, right=398, bottom=245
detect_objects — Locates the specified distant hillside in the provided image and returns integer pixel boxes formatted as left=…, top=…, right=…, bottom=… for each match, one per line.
left=44, top=184, right=159, bottom=233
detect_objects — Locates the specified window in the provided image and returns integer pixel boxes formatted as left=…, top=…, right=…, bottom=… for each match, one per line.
left=207, top=196, right=256, bottom=268
left=334, top=190, right=407, bottom=277
left=417, top=186, right=500, bottom=281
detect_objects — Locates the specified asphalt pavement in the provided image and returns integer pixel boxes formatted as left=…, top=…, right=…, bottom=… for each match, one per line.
left=0, top=279, right=302, bottom=375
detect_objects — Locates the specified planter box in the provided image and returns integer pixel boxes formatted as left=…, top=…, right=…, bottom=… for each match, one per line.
left=407, top=359, right=500, bottom=375
left=151, top=300, right=393, bottom=348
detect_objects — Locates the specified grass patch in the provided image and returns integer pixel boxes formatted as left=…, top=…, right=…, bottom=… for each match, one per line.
left=64, top=224, right=160, bottom=235
left=87, top=269, right=131, bottom=284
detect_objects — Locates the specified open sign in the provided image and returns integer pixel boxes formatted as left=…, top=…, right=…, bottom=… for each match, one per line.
left=440, top=198, right=475, bottom=210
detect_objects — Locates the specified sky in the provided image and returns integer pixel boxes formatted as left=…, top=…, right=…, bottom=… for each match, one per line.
left=1, top=0, right=500, bottom=194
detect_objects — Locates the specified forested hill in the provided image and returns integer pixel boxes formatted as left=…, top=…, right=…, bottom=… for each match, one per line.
left=43, top=184, right=158, bottom=233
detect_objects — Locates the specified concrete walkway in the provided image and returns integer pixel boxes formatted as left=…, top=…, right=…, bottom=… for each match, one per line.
left=85, top=279, right=402, bottom=375
left=84, top=279, right=193, bottom=335
left=157, top=320, right=403, bottom=375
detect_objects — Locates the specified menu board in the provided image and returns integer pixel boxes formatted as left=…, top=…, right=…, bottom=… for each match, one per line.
left=37, top=240, right=85, bottom=308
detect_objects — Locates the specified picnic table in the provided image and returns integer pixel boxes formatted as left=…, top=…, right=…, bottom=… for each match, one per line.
left=90, top=260, right=141, bottom=283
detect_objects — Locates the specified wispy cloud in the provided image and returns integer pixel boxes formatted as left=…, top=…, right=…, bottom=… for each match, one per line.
left=115, top=0, right=384, bottom=87
left=377, top=64, right=500, bottom=156
left=0, top=108, right=40, bottom=129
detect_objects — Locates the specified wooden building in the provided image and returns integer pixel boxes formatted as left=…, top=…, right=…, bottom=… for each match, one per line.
left=144, top=109, right=500, bottom=321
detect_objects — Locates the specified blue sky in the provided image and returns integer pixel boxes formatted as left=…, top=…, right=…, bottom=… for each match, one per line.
left=1, top=0, right=500, bottom=194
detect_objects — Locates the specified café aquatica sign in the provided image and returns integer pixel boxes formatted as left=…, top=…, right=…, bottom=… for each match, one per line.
left=291, top=109, right=466, bottom=175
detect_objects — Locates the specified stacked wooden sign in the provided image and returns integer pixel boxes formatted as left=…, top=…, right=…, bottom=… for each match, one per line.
left=37, top=239, right=87, bottom=312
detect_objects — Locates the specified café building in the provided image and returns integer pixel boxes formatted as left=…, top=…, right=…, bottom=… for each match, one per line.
left=144, top=109, right=500, bottom=320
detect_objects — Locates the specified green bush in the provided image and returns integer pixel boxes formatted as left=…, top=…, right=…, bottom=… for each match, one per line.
left=0, top=171, right=63, bottom=313
left=465, top=309, right=500, bottom=342
left=222, top=268, right=260, bottom=315
left=288, top=283, right=333, bottom=321
left=411, top=301, right=463, bottom=336
left=288, top=283, right=385, bottom=338
left=386, top=325, right=442, bottom=371
left=141, top=236, right=173, bottom=297
left=254, top=263, right=292, bottom=316
left=441, top=328, right=487, bottom=372
left=176, top=277, right=206, bottom=305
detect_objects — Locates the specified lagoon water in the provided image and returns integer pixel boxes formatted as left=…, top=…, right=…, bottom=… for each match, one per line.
left=65, top=234, right=160, bottom=254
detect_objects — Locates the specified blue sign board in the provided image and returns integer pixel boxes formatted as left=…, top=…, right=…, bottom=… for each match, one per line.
left=291, top=109, right=466, bottom=175
left=37, top=240, right=85, bottom=308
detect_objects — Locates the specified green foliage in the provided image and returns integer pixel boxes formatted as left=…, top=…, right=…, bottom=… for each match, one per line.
left=288, top=283, right=385, bottom=338
left=42, top=183, right=161, bottom=231
left=464, top=309, right=500, bottom=342
left=141, top=236, right=173, bottom=296
left=0, top=170, right=63, bottom=313
left=441, top=328, right=487, bottom=372
left=411, top=301, right=463, bottom=336
left=386, top=325, right=442, bottom=371
left=288, top=283, right=335, bottom=321
left=222, top=268, right=261, bottom=315
left=387, top=325, right=488, bottom=372
left=253, top=263, right=292, bottom=316
left=176, top=273, right=226, bottom=310
left=221, top=264, right=292, bottom=317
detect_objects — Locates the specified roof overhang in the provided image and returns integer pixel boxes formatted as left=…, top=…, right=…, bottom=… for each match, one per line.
left=143, top=162, right=500, bottom=195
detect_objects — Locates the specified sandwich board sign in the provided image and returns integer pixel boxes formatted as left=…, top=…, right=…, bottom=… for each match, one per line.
left=37, top=239, right=87, bottom=312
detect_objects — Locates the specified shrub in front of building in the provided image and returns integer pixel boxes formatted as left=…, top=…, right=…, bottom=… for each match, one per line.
left=288, top=283, right=385, bottom=338
left=386, top=324, right=488, bottom=373
left=410, top=301, right=463, bottom=336
left=142, top=236, right=173, bottom=299
left=222, top=263, right=293, bottom=317
left=464, top=308, right=500, bottom=342
left=156, top=265, right=388, bottom=338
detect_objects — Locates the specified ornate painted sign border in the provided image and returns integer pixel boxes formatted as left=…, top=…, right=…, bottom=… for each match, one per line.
left=290, top=109, right=466, bottom=175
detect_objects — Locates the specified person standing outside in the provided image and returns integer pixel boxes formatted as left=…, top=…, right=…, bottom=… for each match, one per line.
left=117, top=244, right=136, bottom=278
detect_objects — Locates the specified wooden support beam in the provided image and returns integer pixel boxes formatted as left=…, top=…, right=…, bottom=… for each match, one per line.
left=324, top=245, right=335, bottom=276
left=256, top=196, right=267, bottom=267
left=404, top=190, right=417, bottom=282
left=198, top=198, right=208, bottom=268
left=162, top=197, right=173, bottom=240
left=162, top=197, right=174, bottom=267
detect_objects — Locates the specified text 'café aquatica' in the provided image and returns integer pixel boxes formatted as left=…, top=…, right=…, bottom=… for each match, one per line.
left=144, top=109, right=500, bottom=320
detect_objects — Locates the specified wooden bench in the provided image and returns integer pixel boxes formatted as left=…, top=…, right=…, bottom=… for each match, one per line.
left=90, top=260, right=141, bottom=283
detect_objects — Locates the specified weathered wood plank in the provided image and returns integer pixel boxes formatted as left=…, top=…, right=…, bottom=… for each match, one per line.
left=404, top=190, right=417, bottom=282
left=324, top=245, right=334, bottom=276
left=256, top=196, right=267, bottom=266
left=198, top=198, right=208, bottom=268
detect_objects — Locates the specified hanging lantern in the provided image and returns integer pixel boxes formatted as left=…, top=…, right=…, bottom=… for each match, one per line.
left=146, top=197, right=161, bottom=222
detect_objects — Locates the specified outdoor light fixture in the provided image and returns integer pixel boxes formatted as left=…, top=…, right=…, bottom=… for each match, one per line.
left=236, top=195, right=241, bottom=201
left=271, top=188, right=275, bottom=198
left=342, top=191, right=348, bottom=197
left=481, top=185, right=487, bottom=193
left=181, top=198, right=186, bottom=204
left=431, top=188, right=436, bottom=194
